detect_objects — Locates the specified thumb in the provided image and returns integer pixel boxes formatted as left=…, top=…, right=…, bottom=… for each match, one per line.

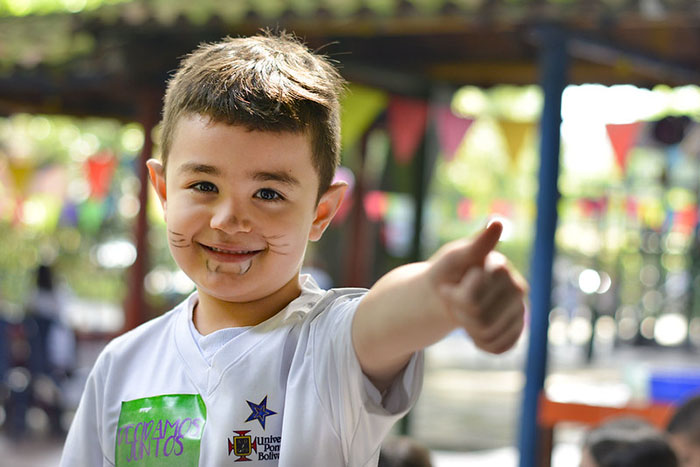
left=432, top=220, right=503, bottom=279
left=467, top=220, right=503, bottom=264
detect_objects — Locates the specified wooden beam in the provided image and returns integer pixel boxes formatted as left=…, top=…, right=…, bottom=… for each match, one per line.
left=122, top=91, right=159, bottom=332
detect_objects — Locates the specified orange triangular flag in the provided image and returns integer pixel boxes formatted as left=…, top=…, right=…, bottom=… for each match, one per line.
left=606, top=122, right=642, bottom=172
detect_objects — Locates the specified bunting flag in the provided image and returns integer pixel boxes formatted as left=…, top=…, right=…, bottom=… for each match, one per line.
left=674, top=207, right=698, bottom=235
left=0, top=166, right=9, bottom=222
left=8, top=158, right=35, bottom=196
left=340, top=84, right=388, bottom=151
left=387, top=96, right=428, bottom=165
left=625, top=196, right=639, bottom=220
left=78, top=199, right=107, bottom=234
left=497, top=119, right=534, bottom=167
left=578, top=197, right=608, bottom=218
left=363, top=190, right=389, bottom=221
left=605, top=122, right=642, bottom=173
left=435, top=106, right=474, bottom=162
left=59, top=201, right=79, bottom=227
left=457, top=198, right=472, bottom=221
left=29, top=164, right=68, bottom=199
left=84, top=151, right=117, bottom=200
left=639, top=198, right=665, bottom=230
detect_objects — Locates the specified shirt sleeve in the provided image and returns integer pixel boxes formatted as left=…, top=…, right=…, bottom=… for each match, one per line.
left=310, top=292, right=424, bottom=466
left=60, top=357, right=112, bottom=467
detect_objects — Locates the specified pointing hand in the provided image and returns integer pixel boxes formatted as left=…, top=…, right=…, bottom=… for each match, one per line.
left=428, top=221, right=528, bottom=354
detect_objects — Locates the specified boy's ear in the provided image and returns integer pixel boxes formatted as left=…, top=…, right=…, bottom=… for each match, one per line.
left=146, top=159, right=167, bottom=219
left=309, top=181, right=348, bottom=242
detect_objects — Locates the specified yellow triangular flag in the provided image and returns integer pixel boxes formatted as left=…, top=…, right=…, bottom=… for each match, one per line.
left=8, top=158, right=35, bottom=196
left=340, top=84, right=388, bottom=151
left=497, top=119, right=534, bottom=167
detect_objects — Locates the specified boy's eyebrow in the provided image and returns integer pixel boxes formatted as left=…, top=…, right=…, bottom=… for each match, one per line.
left=176, top=163, right=300, bottom=187
left=177, top=162, right=221, bottom=176
left=250, top=170, right=301, bottom=187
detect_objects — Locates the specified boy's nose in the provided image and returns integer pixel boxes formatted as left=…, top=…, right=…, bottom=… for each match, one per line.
left=210, top=200, right=252, bottom=233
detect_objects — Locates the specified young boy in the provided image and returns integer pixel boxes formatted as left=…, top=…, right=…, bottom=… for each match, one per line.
left=667, top=394, right=700, bottom=467
left=60, top=32, right=526, bottom=466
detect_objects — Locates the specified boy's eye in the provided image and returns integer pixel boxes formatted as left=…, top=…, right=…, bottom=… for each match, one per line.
left=255, top=188, right=283, bottom=201
left=191, top=181, right=218, bottom=193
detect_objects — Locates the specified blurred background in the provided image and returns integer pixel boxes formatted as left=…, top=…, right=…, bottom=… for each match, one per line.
left=2, top=0, right=700, bottom=466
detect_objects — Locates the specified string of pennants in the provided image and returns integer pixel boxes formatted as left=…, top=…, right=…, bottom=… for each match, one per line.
left=1, top=150, right=124, bottom=233
left=340, top=84, right=532, bottom=166
left=343, top=85, right=697, bottom=173
left=568, top=195, right=697, bottom=235
left=1, top=86, right=698, bottom=232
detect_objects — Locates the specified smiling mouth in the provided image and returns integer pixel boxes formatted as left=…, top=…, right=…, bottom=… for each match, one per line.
left=201, top=244, right=259, bottom=275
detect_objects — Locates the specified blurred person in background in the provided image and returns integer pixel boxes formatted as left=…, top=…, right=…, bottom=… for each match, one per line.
left=580, top=416, right=678, bottom=467
left=378, top=436, right=433, bottom=467
left=4, top=301, right=32, bottom=439
left=667, top=393, right=700, bottom=467
left=0, top=297, right=10, bottom=432
left=23, top=263, right=76, bottom=436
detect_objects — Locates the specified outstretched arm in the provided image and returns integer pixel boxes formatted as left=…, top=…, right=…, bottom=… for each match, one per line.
left=351, top=221, right=527, bottom=390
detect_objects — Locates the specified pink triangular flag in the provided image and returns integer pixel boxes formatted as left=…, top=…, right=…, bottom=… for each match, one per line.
left=606, top=122, right=642, bottom=172
left=436, top=106, right=474, bottom=162
left=387, top=96, right=428, bottom=165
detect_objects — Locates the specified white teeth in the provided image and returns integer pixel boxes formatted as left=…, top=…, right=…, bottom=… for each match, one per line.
left=209, top=246, right=251, bottom=254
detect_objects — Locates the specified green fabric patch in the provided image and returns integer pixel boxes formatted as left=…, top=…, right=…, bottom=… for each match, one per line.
left=115, top=394, right=206, bottom=466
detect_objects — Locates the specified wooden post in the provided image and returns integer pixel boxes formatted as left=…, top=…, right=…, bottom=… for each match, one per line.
left=345, top=132, right=372, bottom=287
left=122, top=95, right=158, bottom=333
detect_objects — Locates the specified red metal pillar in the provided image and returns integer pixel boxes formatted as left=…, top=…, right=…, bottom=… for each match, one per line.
left=344, top=133, right=372, bottom=287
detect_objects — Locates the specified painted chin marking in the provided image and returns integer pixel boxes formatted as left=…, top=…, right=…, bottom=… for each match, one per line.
left=237, top=259, right=252, bottom=275
left=205, top=259, right=253, bottom=275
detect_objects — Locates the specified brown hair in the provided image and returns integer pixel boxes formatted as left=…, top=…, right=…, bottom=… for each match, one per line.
left=160, top=32, right=345, bottom=199
left=668, top=394, right=700, bottom=443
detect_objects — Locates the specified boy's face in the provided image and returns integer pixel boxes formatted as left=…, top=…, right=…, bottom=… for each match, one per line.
left=670, top=433, right=700, bottom=467
left=148, top=114, right=345, bottom=305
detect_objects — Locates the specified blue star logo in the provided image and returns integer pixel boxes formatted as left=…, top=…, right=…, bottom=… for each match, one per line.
left=245, top=396, right=277, bottom=430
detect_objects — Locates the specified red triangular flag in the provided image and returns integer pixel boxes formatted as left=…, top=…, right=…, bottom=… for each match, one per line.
left=436, top=106, right=474, bottom=162
left=605, top=122, right=642, bottom=172
left=84, top=151, right=117, bottom=200
left=387, top=96, right=428, bottom=165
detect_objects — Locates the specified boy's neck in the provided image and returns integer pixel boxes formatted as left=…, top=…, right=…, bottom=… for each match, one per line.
left=192, top=275, right=302, bottom=335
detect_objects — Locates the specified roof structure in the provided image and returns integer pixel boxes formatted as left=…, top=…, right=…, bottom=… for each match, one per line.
left=2, top=0, right=700, bottom=119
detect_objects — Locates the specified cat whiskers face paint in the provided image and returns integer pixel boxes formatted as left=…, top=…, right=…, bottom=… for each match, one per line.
left=168, top=230, right=191, bottom=248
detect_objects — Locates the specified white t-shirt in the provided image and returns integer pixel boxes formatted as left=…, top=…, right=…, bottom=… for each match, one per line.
left=60, top=275, right=423, bottom=466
